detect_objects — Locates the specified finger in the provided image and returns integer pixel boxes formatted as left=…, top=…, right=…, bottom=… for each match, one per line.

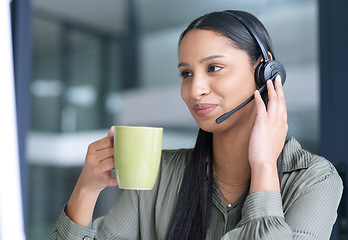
left=104, top=172, right=118, bottom=187
left=96, top=170, right=117, bottom=187
left=91, top=157, right=114, bottom=177
left=254, top=89, right=266, bottom=116
left=99, top=157, right=115, bottom=173
left=90, top=147, right=114, bottom=161
left=266, top=79, right=277, bottom=101
left=88, top=136, right=113, bottom=151
left=274, top=76, right=287, bottom=118
left=274, top=76, right=285, bottom=102
left=99, top=159, right=117, bottom=186
left=107, top=126, right=115, bottom=137
left=266, top=79, right=279, bottom=114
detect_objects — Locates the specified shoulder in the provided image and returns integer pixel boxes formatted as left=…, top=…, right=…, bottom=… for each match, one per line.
left=159, top=149, right=193, bottom=179
left=277, top=139, right=343, bottom=239
left=161, top=148, right=193, bottom=169
left=281, top=137, right=343, bottom=198
left=153, top=149, right=193, bottom=193
left=283, top=137, right=338, bottom=175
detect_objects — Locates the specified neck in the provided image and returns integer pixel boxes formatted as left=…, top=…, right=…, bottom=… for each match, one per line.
left=212, top=108, right=255, bottom=183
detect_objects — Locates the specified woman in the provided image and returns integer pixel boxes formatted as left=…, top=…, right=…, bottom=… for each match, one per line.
left=50, top=10, right=342, bottom=239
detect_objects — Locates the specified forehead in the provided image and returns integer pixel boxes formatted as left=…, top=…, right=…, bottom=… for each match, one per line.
left=178, top=29, right=246, bottom=63
left=179, top=30, right=235, bottom=56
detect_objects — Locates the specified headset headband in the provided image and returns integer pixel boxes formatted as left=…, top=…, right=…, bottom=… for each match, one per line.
left=225, top=11, right=270, bottom=62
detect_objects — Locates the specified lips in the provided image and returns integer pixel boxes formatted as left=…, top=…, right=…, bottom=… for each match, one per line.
left=193, top=103, right=218, bottom=117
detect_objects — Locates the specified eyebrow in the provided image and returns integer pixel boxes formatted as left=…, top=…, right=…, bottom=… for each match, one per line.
left=177, top=55, right=225, bottom=68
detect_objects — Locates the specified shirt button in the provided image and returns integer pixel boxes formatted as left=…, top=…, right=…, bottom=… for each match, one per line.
left=83, top=237, right=91, bottom=240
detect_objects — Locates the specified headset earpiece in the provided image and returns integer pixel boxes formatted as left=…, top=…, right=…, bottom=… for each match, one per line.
left=255, top=60, right=286, bottom=87
left=255, top=61, right=266, bottom=87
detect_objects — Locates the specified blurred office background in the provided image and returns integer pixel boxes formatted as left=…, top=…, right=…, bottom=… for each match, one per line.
left=9, top=0, right=347, bottom=239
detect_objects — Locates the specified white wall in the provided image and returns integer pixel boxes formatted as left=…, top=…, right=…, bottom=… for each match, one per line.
left=0, top=1, right=25, bottom=239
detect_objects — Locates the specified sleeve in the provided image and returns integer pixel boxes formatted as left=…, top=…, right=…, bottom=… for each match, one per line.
left=49, top=205, right=96, bottom=240
left=49, top=189, right=140, bottom=240
left=49, top=149, right=181, bottom=240
left=221, top=169, right=343, bottom=240
left=283, top=170, right=342, bottom=239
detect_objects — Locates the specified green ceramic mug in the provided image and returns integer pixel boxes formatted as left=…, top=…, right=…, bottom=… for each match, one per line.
left=114, top=126, right=163, bottom=190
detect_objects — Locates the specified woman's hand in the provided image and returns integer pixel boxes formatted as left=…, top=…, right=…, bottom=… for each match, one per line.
left=78, top=126, right=118, bottom=193
left=248, top=76, right=288, bottom=193
left=66, top=127, right=117, bottom=227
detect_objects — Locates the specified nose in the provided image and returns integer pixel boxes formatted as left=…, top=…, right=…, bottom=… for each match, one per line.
left=190, top=75, right=211, bottom=100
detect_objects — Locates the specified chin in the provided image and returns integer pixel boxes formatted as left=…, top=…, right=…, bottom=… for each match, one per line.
left=195, top=118, right=225, bottom=133
left=197, top=114, right=244, bottom=134
left=193, top=118, right=213, bottom=133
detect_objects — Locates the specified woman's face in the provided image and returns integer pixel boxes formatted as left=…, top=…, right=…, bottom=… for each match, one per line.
left=178, top=29, right=258, bottom=133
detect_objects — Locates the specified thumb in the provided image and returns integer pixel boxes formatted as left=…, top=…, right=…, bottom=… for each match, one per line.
left=107, top=126, right=115, bottom=137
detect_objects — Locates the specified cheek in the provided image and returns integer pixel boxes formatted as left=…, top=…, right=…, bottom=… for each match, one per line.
left=215, top=72, right=256, bottom=105
left=213, top=77, right=239, bottom=98
left=180, top=84, right=190, bottom=106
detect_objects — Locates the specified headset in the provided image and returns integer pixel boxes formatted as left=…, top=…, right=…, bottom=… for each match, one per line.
left=216, top=12, right=286, bottom=124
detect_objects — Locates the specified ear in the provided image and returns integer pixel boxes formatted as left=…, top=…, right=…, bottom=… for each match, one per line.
left=255, top=51, right=274, bottom=66
left=267, top=51, right=274, bottom=61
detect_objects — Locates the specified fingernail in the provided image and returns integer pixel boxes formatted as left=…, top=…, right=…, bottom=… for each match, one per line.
left=276, top=75, right=281, bottom=82
left=255, top=90, right=261, bottom=97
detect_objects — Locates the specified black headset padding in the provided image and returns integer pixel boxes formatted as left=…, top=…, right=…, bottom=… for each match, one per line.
left=255, top=60, right=286, bottom=87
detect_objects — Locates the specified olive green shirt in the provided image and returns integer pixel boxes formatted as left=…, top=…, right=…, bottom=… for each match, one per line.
left=50, top=138, right=343, bottom=239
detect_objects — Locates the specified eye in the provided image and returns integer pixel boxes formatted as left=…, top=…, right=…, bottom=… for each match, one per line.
left=207, top=65, right=222, bottom=73
left=180, top=71, right=192, bottom=79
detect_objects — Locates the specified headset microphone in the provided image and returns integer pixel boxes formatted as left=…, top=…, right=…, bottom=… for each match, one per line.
left=215, top=11, right=286, bottom=124
left=216, top=84, right=266, bottom=124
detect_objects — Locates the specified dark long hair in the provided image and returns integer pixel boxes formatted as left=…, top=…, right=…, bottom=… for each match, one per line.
left=167, top=10, right=276, bottom=240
